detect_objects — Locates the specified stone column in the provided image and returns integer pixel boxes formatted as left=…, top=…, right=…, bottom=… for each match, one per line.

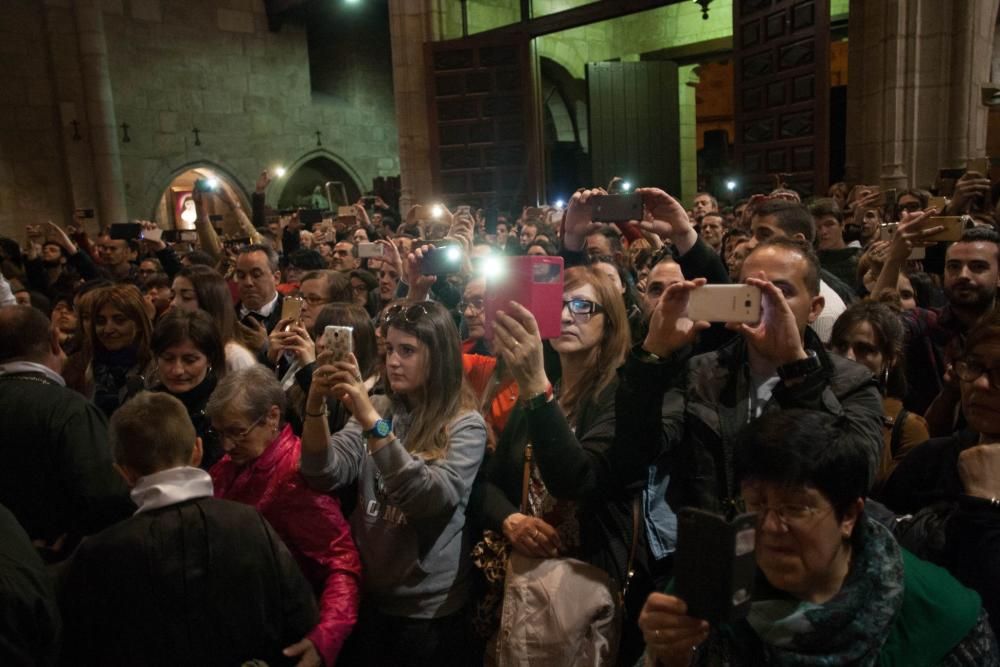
left=388, top=0, right=438, bottom=213
left=73, top=0, right=127, bottom=226
left=678, top=65, right=700, bottom=205
left=845, top=0, right=998, bottom=190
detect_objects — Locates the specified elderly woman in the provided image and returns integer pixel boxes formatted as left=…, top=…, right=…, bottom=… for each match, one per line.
left=639, top=409, right=998, bottom=666
left=207, top=366, right=361, bottom=667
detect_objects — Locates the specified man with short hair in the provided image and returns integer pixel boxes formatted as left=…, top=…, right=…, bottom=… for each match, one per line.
left=747, top=199, right=852, bottom=341
left=95, top=235, right=138, bottom=283
left=811, top=198, right=862, bottom=288
left=691, top=192, right=718, bottom=220
left=330, top=241, right=359, bottom=273
left=519, top=222, right=539, bottom=251
left=699, top=213, right=724, bottom=253
left=640, top=238, right=883, bottom=520
left=235, top=244, right=284, bottom=334
left=58, top=391, right=319, bottom=665
left=299, top=270, right=351, bottom=332
left=585, top=227, right=625, bottom=264
left=0, top=306, right=131, bottom=559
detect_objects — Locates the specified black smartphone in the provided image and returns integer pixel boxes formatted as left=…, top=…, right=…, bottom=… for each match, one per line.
left=109, top=223, right=142, bottom=240
left=162, top=230, right=179, bottom=243
left=673, top=508, right=757, bottom=625
left=420, top=244, right=463, bottom=275
left=590, top=193, right=643, bottom=223
left=75, top=208, right=95, bottom=219
left=299, top=209, right=323, bottom=226
left=484, top=206, right=499, bottom=235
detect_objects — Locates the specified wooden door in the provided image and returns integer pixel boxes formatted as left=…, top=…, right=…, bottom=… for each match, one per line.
left=733, top=0, right=830, bottom=197
left=587, top=61, right=681, bottom=195
left=426, top=34, right=539, bottom=211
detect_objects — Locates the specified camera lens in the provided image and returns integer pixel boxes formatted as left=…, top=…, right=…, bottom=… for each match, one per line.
left=744, top=300, right=751, bottom=307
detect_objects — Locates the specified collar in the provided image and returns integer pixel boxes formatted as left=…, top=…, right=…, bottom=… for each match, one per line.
left=0, top=361, right=66, bottom=386
left=240, top=291, right=279, bottom=319
left=131, top=466, right=214, bottom=514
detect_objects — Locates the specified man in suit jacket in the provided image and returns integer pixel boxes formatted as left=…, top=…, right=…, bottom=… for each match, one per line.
left=235, top=243, right=285, bottom=334
left=58, top=391, right=318, bottom=666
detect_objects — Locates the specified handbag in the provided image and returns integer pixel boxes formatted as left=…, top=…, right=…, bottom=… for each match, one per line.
left=475, top=443, right=642, bottom=665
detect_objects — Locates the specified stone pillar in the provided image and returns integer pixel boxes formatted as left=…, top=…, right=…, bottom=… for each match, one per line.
left=388, top=0, right=438, bottom=213
left=73, top=0, right=127, bottom=226
left=846, top=0, right=998, bottom=190
left=678, top=65, right=700, bottom=205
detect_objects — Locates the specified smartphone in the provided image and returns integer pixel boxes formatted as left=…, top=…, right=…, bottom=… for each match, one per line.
left=674, top=508, right=757, bottom=625
left=921, top=216, right=967, bottom=243
left=485, top=206, right=499, bottom=235
left=419, top=244, right=464, bottom=275
left=142, top=226, right=163, bottom=242
left=193, top=178, right=216, bottom=193
left=337, top=206, right=356, bottom=219
left=590, top=193, right=643, bottom=223
left=484, top=255, right=564, bottom=340
left=968, top=157, right=990, bottom=175
left=879, top=222, right=898, bottom=242
left=280, top=296, right=304, bottom=327
left=686, top=284, right=762, bottom=323
left=109, top=223, right=142, bottom=240
left=927, top=196, right=948, bottom=212
left=322, top=325, right=354, bottom=363
left=299, top=209, right=323, bottom=226
left=358, top=242, right=384, bottom=259
left=179, top=230, right=198, bottom=243
left=75, top=208, right=95, bottom=219
left=162, top=230, right=180, bottom=243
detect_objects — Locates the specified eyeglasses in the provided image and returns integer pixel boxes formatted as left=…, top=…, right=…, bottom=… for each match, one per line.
left=741, top=499, right=831, bottom=528
left=954, top=358, right=1000, bottom=388
left=301, top=295, right=328, bottom=306
left=209, top=414, right=265, bottom=444
left=898, top=201, right=923, bottom=212
left=563, top=298, right=605, bottom=317
left=460, top=298, right=485, bottom=313
left=382, top=302, right=431, bottom=327
left=351, top=284, right=369, bottom=295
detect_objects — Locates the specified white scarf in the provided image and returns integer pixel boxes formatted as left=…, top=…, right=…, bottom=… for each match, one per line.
left=130, top=466, right=214, bottom=514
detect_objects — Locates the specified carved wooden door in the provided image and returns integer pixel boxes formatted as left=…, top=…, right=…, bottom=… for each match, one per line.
left=734, top=0, right=830, bottom=197
left=426, top=34, right=539, bottom=211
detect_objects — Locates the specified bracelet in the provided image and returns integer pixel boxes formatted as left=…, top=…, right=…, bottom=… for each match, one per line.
left=305, top=406, right=328, bottom=418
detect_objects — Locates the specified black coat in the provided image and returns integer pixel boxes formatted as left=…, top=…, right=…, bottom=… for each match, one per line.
left=57, top=497, right=318, bottom=666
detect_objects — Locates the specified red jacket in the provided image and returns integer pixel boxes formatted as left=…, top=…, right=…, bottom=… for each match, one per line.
left=211, top=424, right=361, bottom=665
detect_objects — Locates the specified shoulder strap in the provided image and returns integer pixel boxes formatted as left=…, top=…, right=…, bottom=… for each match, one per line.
left=890, top=409, right=909, bottom=459
left=519, top=443, right=532, bottom=514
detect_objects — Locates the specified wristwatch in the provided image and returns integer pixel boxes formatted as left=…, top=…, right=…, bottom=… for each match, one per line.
left=521, top=383, right=554, bottom=411
left=776, top=350, right=821, bottom=381
left=362, top=418, right=392, bottom=440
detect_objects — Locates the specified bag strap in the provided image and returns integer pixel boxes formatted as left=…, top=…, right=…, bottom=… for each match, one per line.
left=620, top=495, right=641, bottom=606
left=519, top=443, right=533, bottom=514
left=890, top=409, right=909, bottom=459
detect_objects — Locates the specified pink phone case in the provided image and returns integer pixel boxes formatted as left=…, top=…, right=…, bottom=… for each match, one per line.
left=484, top=256, right=564, bottom=340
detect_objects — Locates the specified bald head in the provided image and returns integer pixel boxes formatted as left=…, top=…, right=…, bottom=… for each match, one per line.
left=0, top=305, right=52, bottom=363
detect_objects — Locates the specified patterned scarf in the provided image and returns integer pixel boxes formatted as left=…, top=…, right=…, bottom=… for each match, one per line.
left=746, top=516, right=904, bottom=666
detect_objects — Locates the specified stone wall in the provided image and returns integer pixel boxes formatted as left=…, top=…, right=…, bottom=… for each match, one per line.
left=0, top=0, right=399, bottom=239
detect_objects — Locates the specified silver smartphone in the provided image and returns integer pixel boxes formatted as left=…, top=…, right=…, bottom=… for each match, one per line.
left=358, top=242, right=384, bottom=259
left=687, top=284, right=762, bottom=323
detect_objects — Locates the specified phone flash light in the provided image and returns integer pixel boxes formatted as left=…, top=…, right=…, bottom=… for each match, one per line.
left=431, top=204, right=443, bottom=218
left=481, top=256, right=504, bottom=280
left=445, top=246, right=461, bottom=262
left=621, top=181, right=633, bottom=192
left=275, top=167, right=286, bottom=178
left=554, top=199, right=565, bottom=209
left=206, top=178, right=219, bottom=190
left=726, top=180, right=737, bottom=191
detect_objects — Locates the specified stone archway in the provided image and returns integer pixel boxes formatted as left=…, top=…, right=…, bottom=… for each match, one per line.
left=273, top=150, right=365, bottom=210
left=150, top=162, right=249, bottom=232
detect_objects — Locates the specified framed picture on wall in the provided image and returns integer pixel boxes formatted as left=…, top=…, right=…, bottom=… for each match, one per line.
left=172, top=189, right=197, bottom=229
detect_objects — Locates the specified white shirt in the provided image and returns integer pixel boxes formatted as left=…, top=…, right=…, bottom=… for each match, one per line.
left=239, top=291, right=279, bottom=320
left=130, top=466, right=214, bottom=514
left=809, top=279, right=845, bottom=344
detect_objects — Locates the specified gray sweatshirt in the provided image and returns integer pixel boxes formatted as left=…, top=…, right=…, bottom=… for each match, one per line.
left=300, top=403, right=486, bottom=619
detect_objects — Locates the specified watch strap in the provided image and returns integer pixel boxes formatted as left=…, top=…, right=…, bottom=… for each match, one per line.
left=776, top=350, right=821, bottom=381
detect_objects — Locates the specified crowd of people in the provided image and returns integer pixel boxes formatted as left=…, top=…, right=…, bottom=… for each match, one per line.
left=1, top=165, right=1000, bottom=666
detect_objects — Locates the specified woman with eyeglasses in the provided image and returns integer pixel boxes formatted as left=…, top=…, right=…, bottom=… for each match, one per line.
left=478, top=266, right=651, bottom=663
left=879, top=312, right=1000, bottom=639
left=829, top=301, right=929, bottom=490
left=299, top=299, right=487, bottom=665
left=207, top=365, right=361, bottom=667
left=149, top=308, right=226, bottom=469
left=641, top=409, right=998, bottom=666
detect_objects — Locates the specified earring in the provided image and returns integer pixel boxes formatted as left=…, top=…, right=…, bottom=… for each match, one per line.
left=881, top=365, right=889, bottom=388
left=207, top=364, right=214, bottom=376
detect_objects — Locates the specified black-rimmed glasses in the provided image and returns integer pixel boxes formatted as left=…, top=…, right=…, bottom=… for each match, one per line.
left=563, top=298, right=605, bottom=317
left=954, top=358, right=1000, bottom=389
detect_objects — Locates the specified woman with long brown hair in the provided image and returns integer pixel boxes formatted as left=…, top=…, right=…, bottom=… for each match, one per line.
left=299, top=299, right=487, bottom=665
left=86, top=284, right=153, bottom=417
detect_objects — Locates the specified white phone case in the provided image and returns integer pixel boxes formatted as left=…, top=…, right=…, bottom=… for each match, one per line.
left=686, top=284, right=762, bottom=323
left=322, top=325, right=354, bottom=363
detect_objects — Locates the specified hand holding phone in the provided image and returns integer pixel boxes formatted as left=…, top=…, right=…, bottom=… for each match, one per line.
left=280, top=296, right=304, bottom=330
left=419, top=244, right=464, bottom=275
left=686, top=284, right=762, bottom=324
left=589, top=193, right=643, bottom=223
left=321, top=326, right=354, bottom=363
left=484, top=256, right=564, bottom=340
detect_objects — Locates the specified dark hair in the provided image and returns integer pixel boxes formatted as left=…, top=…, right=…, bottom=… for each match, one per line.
left=586, top=227, right=623, bottom=254
left=287, top=248, right=326, bottom=271
left=747, top=237, right=822, bottom=296
left=151, top=309, right=225, bottom=379
left=111, top=391, right=196, bottom=476
left=830, top=301, right=907, bottom=397
left=300, top=269, right=351, bottom=303
left=183, top=250, right=216, bottom=267
left=897, top=188, right=930, bottom=209
left=313, top=303, right=378, bottom=380
left=954, top=227, right=1000, bottom=263
left=349, top=269, right=378, bottom=291
left=752, top=200, right=816, bottom=243
left=143, top=272, right=171, bottom=290
left=88, top=285, right=153, bottom=367
left=526, top=238, right=558, bottom=256
left=962, top=310, right=1000, bottom=357
left=809, top=197, right=843, bottom=224
left=0, top=305, right=51, bottom=363
left=734, top=409, right=869, bottom=518
left=695, top=192, right=719, bottom=209
left=176, top=266, right=242, bottom=346
left=238, top=243, right=279, bottom=272
left=720, top=228, right=751, bottom=259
